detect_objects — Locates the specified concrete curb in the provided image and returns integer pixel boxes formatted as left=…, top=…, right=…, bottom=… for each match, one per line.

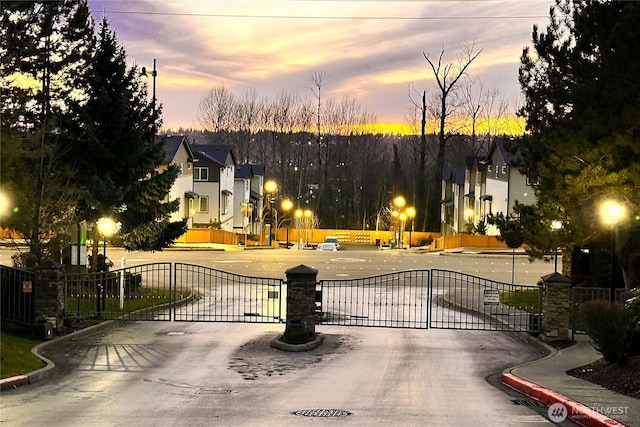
left=502, top=373, right=626, bottom=427
left=0, top=320, right=117, bottom=390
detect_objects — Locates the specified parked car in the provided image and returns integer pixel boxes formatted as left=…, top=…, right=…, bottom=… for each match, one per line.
left=323, top=236, right=340, bottom=250
left=316, top=242, right=338, bottom=251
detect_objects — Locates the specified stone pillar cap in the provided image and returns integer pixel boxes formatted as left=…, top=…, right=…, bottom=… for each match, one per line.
left=285, top=264, right=318, bottom=275
left=541, top=272, right=571, bottom=283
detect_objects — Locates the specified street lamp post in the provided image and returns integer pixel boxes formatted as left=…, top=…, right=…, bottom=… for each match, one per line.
left=304, top=209, right=313, bottom=248
left=240, top=202, right=253, bottom=246
left=97, top=217, right=117, bottom=271
left=294, top=209, right=303, bottom=249
left=264, top=180, right=278, bottom=246
left=406, top=207, right=416, bottom=248
left=550, top=220, right=563, bottom=273
left=141, top=59, right=157, bottom=113
left=281, top=199, right=293, bottom=248
left=599, top=200, right=626, bottom=302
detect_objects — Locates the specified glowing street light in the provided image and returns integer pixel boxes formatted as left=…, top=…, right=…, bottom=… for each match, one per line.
left=264, top=180, right=278, bottom=246
left=550, top=220, right=563, bottom=273
left=406, top=206, right=416, bottom=248
left=97, top=217, right=118, bottom=271
left=281, top=198, right=293, bottom=247
left=599, top=200, right=627, bottom=301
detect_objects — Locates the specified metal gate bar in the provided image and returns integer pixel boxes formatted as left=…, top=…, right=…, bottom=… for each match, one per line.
left=0, top=265, right=36, bottom=325
left=319, top=270, right=430, bottom=328
left=430, top=269, right=541, bottom=332
left=64, top=263, right=173, bottom=320
left=174, top=263, right=283, bottom=323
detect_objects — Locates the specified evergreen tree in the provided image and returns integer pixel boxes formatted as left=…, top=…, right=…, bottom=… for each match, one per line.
left=1, top=0, right=94, bottom=267
left=517, top=0, right=640, bottom=286
left=1, top=2, right=185, bottom=267
left=70, top=17, right=186, bottom=256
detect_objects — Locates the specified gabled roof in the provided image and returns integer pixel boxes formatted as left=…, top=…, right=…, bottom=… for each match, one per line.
left=251, top=164, right=265, bottom=176
left=191, top=144, right=236, bottom=167
left=442, top=167, right=466, bottom=184
left=486, top=138, right=520, bottom=165
left=235, top=164, right=253, bottom=179
left=157, top=134, right=194, bottom=164
left=235, top=163, right=266, bottom=179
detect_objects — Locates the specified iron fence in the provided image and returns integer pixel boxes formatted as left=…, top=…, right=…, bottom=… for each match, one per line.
left=571, top=287, right=629, bottom=334
left=64, top=263, right=172, bottom=320
left=0, top=265, right=36, bottom=325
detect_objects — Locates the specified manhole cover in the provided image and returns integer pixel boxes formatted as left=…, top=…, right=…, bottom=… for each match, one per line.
left=293, top=409, right=352, bottom=417
left=196, top=388, right=232, bottom=395
left=510, top=399, right=545, bottom=408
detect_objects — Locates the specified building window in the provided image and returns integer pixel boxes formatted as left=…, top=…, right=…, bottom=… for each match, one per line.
left=221, top=192, right=229, bottom=215
left=488, top=165, right=492, bottom=173
left=195, top=167, right=208, bottom=181
left=502, top=165, right=507, bottom=174
left=194, top=196, right=208, bottom=213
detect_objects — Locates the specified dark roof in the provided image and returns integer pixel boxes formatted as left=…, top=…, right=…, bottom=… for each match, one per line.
left=442, top=167, right=466, bottom=184
left=251, top=164, right=265, bottom=176
left=487, top=138, right=520, bottom=165
left=235, top=163, right=267, bottom=179
left=157, top=134, right=193, bottom=164
left=465, top=155, right=485, bottom=170
left=235, top=164, right=253, bottom=179
left=191, top=144, right=236, bottom=166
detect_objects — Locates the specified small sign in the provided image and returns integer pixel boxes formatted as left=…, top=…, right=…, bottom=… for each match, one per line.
left=23, top=281, right=33, bottom=293
left=483, top=289, right=500, bottom=306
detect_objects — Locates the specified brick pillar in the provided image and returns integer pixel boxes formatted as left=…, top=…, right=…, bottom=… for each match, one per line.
left=284, top=264, right=318, bottom=342
left=541, top=272, right=572, bottom=342
left=34, top=261, right=65, bottom=331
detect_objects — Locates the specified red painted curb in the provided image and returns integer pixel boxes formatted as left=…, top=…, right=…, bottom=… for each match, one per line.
left=0, top=374, right=29, bottom=390
left=501, top=373, right=626, bottom=427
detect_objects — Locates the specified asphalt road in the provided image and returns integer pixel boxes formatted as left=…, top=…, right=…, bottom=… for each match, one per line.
left=0, top=247, right=570, bottom=426
left=1, top=321, right=566, bottom=427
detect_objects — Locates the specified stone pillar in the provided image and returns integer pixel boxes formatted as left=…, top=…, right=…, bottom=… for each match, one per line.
left=284, top=264, right=318, bottom=342
left=541, top=272, right=572, bottom=342
left=34, top=261, right=65, bottom=331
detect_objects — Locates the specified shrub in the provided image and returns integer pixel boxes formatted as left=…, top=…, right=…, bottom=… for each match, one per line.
left=581, top=300, right=639, bottom=363
left=417, top=236, right=433, bottom=247
left=625, top=287, right=640, bottom=355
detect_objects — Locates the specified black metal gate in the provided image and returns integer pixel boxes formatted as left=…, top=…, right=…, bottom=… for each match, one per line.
left=1, top=262, right=540, bottom=332
left=429, top=269, right=542, bottom=332
left=318, top=270, right=430, bottom=328
left=318, top=269, right=542, bottom=332
left=62, top=263, right=283, bottom=323
left=173, top=263, right=283, bottom=323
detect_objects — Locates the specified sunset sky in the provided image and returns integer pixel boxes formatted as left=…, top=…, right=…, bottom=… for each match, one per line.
left=87, top=0, right=554, bottom=134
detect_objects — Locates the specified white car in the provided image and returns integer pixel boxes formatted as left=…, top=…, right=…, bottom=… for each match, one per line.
left=316, top=242, right=338, bottom=251
left=323, top=236, right=340, bottom=250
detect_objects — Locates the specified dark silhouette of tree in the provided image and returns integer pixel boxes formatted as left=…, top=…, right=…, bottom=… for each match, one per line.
left=517, top=0, right=640, bottom=287
left=423, top=42, right=482, bottom=231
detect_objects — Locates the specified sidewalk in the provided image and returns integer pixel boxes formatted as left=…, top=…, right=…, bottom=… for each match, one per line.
left=503, top=334, right=639, bottom=426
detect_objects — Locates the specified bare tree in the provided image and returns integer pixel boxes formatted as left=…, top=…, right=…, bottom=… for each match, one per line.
left=198, top=84, right=236, bottom=142
left=423, top=42, right=482, bottom=230
left=234, top=87, right=262, bottom=163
